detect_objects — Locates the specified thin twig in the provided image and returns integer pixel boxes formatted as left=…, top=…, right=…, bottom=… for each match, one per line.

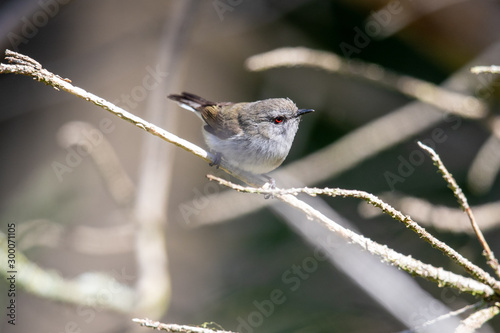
left=467, top=127, right=500, bottom=195
left=246, top=47, right=487, bottom=119
left=0, top=232, right=135, bottom=312
left=365, top=1, right=468, bottom=39
left=57, top=121, right=135, bottom=206
left=207, top=175, right=500, bottom=295
left=132, top=318, right=236, bottom=333
left=398, top=301, right=484, bottom=333
left=359, top=192, right=500, bottom=234
left=470, top=65, right=500, bottom=74
left=418, top=142, right=500, bottom=278
left=132, top=0, right=199, bottom=318
left=454, top=303, right=500, bottom=333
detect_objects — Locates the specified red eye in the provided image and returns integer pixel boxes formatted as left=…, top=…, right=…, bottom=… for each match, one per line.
left=273, top=116, right=284, bottom=124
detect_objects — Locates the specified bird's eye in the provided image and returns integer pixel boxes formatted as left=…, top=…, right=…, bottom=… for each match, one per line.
left=273, top=116, right=284, bottom=124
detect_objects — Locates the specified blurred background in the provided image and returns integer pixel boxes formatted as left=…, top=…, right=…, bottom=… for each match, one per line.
left=2, top=0, right=500, bottom=332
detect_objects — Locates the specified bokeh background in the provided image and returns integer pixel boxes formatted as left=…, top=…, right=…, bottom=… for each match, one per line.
left=2, top=0, right=500, bottom=332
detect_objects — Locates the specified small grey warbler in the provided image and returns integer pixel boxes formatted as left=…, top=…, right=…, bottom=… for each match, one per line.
left=168, top=92, right=314, bottom=174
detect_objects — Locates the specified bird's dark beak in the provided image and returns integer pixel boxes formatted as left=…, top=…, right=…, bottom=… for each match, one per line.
left=297, top=109, right=314, bottom=117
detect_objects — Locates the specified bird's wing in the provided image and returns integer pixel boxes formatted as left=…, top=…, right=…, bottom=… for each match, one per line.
left=201, top=103, right=242, bottom=140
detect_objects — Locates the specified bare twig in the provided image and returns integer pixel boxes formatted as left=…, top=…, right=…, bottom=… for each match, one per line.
left=359, top=193, right=500, bottom=234
left=132, top=318, right=236, bottom=333
left=14, top=218, right=135, bottom=254
left=455, top=303, right=500, bottom=333
left=467, top=133, right=500, bottom=195
left=398, top=301, right=484, bottom=333
left=365, top=0, right=469, bottom=39
left=57, top=121, right=135, bottom=206
left=207, top=175, right=499, bottom=295
left=131, top=0, right=199, bottom=318
left=471, top=65, right=500, bottom=74
left=246, top=47, right=487, bottom=119
left=467, top=117, right=500, bottom=195
left=418, top=142, right=500, bottom=278
left=0, top=232, right=135, bottom=312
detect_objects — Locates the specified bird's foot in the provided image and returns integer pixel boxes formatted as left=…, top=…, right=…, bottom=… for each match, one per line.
left=209, top=152, right=222, bottom=169
left=263, top=175, right=276, bottom=199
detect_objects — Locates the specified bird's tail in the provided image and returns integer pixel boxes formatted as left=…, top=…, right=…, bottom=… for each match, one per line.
left=167, top=92, right=214, bottom=113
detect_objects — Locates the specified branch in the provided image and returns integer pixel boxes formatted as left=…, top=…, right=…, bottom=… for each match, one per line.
left=398, top=301, right=484, bottom=333
left=454, top=303, right=500, bottom=333
left=359, top=192, right=500, bottom=234
left=365, top=2, right=463, bottom=39
left=207, top=175, right=497, bottom=296
left=246, top=47, right=487, bottom=119
left=132, top=0, right=198, bottom=318
left=0, top=50, right=267, bottom=188
left=57, top=121, right=135, bottom=206
left=0, top=232, right=134, bottom=312
left=470, top=65, right=500, bottom=74
left=467, top=122, right=500, bottom=195
left=418, top=142, right=500, bottom=278
left=132, top=318, right=236, bottom=333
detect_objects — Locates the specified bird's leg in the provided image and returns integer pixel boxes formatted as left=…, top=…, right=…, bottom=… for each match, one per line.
left=263, top=174, right=276, bottom=200
left=209, top=152, right=222, bottom=169
left=263, top=175, right=276, bottom=189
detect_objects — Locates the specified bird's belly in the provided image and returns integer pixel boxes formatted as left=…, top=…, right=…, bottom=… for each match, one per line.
left=203, top=131, right=290, bottom=174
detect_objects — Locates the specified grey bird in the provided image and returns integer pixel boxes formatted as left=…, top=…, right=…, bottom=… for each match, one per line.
left=168, top=92, right=314, bottom=174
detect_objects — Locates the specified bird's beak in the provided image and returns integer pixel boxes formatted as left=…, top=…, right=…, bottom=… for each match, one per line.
left=297, top=109, right=314, bottom=117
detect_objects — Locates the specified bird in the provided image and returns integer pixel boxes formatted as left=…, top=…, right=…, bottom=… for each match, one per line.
left=168, top=92, right=314, bottom=175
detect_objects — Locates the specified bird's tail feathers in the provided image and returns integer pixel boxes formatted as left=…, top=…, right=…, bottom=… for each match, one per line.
left=167, top=92, right=214, bottom=113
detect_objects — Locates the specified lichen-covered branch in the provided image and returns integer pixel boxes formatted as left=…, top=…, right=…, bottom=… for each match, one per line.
left=0, top=50, right=266, bottom=188
left=207, top=175, right=498, bottom=296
